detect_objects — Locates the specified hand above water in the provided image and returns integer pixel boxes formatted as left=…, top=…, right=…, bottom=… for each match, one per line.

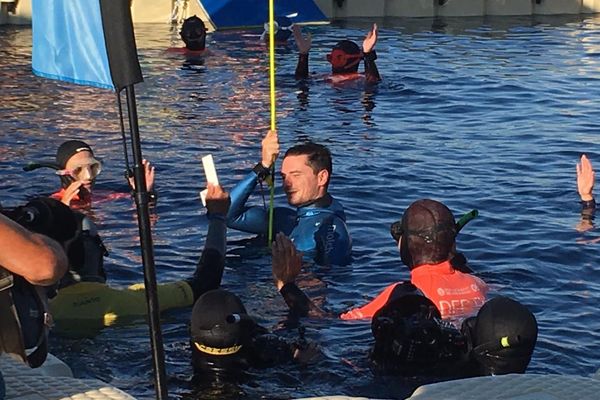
left=205, top=183, right=230, bottom=216
left=363, top=23, right=378, bottom=54
left=261, top=130, right=280, bottom=168
left=60, top=181, right=84, bottom=206
left=272, top=233, right=303, bottom=291
left=128, top=159, right=155, bottom=192
left=293, top=25, right=312, bottom=55
left=577, top=154, right=595, bottom=202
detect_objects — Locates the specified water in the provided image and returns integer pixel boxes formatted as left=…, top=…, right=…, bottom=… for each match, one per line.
left=2, top=14, right=600, bottom=399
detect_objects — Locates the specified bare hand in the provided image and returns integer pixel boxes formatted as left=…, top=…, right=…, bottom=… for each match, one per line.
left=128, top=159, right=156, bottom=192
left=577, top=154, right=595, bottom=201
left=205, top=184, right=230, bottom=215
left=261, top=130, right=280, bottom=168
left=293, top=25, right=312, bottom=55
left=363, top=23, right=378, bottom=54
left=60, top=181, right=83, bottom=206
left=272, top=233, right=303, bottom=290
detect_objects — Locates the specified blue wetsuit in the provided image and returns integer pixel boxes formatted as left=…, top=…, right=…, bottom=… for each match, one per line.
left=226, top=171, right=352, bottom=266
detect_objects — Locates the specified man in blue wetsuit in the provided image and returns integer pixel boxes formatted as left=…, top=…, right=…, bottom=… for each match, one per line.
left=226, top=130, right=352, bottom=266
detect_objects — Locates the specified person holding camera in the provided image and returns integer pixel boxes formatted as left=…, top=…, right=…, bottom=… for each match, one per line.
left=1, top=201, right=69, bottom=390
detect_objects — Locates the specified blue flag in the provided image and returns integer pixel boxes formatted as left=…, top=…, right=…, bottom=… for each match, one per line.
left=32, top=0, right=142, bottom=91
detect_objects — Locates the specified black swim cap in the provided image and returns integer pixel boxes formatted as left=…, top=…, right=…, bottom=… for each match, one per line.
left=471, top=296, right=538, bottom=375
left=399, top=199, right=457, bottom=269
left=180, top=15, right=207, bottom=51
left=191, top=289, right=249, bottom=356
left=56, top=140, right=94, bottom=168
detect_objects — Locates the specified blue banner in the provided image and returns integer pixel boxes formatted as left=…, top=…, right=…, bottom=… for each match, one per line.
left=32, top=0, right=142, bottom=91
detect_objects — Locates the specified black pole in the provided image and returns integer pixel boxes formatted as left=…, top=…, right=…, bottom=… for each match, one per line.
left=125, top=84, right=168, bottom=399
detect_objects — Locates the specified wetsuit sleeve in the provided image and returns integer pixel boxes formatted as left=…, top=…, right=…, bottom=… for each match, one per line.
left=340, top=283, right=399, bottom=320
left=581, top=198, right=596, bottom=221
left=226, top=171, right=269, bottom=234
left=295, top=53, right=309, bottom=80
left=247, top=333, right=295, bottom=367
left=187, top=215, right=227, bottom=300
left=363, top=51, right=381, bottom=83
left=279, top=282, right=319, bottom=317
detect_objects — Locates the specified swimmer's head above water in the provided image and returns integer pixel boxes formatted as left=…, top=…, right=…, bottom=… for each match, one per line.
left=190, top=289, right=257, bottom=371
left=56, top=140, right=101, bottom=193
left=391, top=199, right=457, bottom=269
left=180, top=15, right=207, bottom=51
left=261, top=16, right=294, bottom=44
left=327, top=40, right=362, bottom=74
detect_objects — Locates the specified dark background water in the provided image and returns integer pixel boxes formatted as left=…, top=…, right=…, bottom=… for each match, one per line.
left=1, top=14, right=600, bottom=399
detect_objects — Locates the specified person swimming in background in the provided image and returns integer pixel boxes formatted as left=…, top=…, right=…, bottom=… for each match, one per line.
left=293, top=23, right=381, bottom=84
left=226, top=130, right=352, bottom=266
left=178, top=15, right=208, bottom=53
left=260, top=15, right=294, bottom=44
left=576, top=154, right=596, bottom=233
left=48, top=140, right=156, bottom=208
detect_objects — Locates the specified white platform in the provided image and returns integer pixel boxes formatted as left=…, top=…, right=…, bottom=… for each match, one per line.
left=1, top=354, right=135, bottom=400
left=407, top=373, right=600, bottom=400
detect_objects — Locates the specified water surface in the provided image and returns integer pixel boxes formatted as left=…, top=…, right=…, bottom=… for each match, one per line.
left=1, top=14, right=600, bottom=399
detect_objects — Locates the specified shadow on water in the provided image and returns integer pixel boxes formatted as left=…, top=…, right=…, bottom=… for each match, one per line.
left=2, top=13, right=600, bottom=399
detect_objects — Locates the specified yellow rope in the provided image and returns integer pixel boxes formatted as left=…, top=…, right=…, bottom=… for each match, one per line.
left=267, top=0, right=276, bottom=247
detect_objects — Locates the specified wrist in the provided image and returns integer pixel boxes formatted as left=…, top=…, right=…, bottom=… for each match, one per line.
left=276, top=279, right=285, bottom=291
left=207, top=213, right=226, bottom=221
left=581, top=198, right=596, bottom=209
left=580, top=193, right=594, bottom=202
left=253, top=162, right=272, bottom=181
left=363, top=50, right=377, bottom=61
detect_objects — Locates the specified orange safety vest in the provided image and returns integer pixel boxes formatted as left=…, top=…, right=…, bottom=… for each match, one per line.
left=340, top=260, right=488, bottom=321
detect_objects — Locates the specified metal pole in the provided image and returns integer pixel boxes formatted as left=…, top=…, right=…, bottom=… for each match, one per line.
left=125, top=84, right=168, bottom=400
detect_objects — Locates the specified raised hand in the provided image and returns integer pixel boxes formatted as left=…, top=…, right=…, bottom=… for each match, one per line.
left=60, top=181, right=84, bottom=206
left=577, top=154, right=595, bottom=201
left=363, top=23, right=378, bottom=54
left=205, top=184, right=230, bottom=216
left=261, top=130, right=280, bottom=168
left=272, top=233, right=303, bottom=290
left=128, top=159, right=156, bottom=192
left=293, top=25, right=312, bottom=55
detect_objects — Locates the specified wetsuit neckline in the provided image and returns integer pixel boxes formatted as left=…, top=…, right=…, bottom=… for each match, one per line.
left=297, top=193, right=332, bottom=209
left=410, top=260, right=455, bottom=277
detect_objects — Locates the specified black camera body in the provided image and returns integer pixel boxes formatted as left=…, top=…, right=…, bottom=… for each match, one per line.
left=1, top=197, right=78, bottom=245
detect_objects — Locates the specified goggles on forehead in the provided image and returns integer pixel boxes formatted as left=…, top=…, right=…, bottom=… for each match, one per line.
left=326, top=49, right=363, bottom=69
left=389, top=222, right=455, bottom=244
left=56, top=159, right=102, bottom=181
left=390, top=209, right=478, bottom=243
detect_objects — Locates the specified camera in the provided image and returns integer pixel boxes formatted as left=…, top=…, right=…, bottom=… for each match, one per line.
left=0, top=197, right=78, bottom=245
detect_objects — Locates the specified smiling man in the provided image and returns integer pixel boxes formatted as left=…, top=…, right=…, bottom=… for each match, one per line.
left=226, top=130, right=351, bottom=266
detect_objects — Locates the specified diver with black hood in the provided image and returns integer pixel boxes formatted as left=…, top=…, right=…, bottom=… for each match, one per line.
left=271, top=199, right=538, bottom=377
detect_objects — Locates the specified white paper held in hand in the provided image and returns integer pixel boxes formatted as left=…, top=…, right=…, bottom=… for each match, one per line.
left=200, top=154, right=219, bottom=206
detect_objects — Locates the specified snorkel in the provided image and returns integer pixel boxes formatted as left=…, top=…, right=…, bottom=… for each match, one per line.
left=456, top=209, right=478, bottom=233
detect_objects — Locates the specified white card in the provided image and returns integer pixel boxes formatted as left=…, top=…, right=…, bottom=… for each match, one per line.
left=200, top=154, right=219, bottom=206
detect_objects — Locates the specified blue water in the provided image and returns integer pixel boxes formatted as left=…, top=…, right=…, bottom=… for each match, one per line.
left=2, top=14, right=600, bottom=399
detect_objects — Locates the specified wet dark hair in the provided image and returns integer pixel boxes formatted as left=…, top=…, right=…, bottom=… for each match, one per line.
left=180, top=15, right=207, bottom=51
left=399, top=199, right=457, bottom=269
left=284, top=142, right=333, bottom=186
